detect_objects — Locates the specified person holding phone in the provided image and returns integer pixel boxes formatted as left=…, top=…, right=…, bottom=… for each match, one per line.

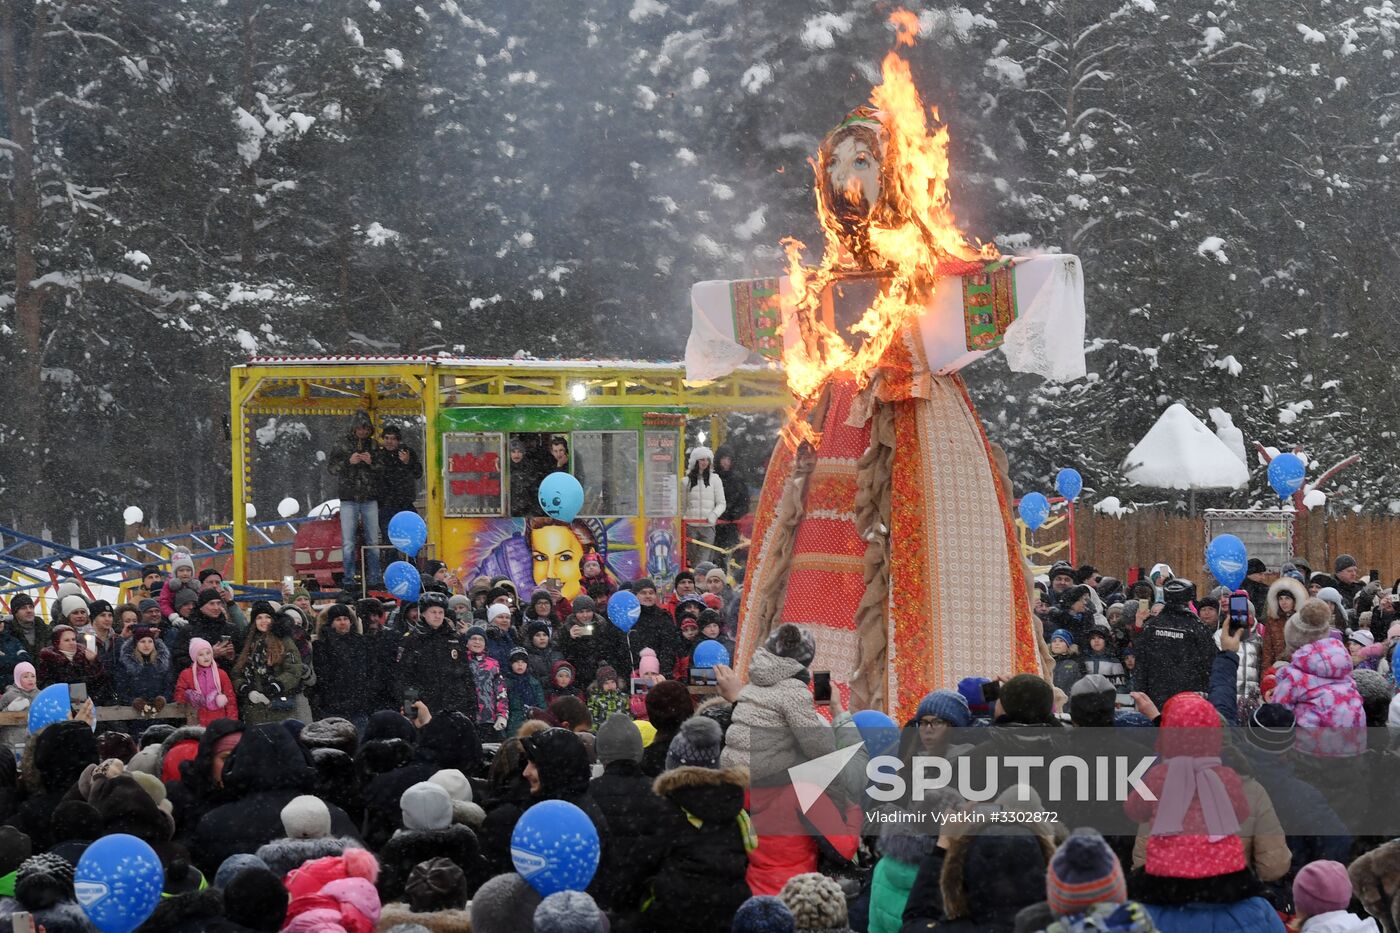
left=718, top=622, right=861, bottom=895
left=35, top=624, right=107, bottom=699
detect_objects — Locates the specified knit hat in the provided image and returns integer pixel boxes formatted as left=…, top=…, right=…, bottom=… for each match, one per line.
left=448, top=594, right=472, bottom=617
left=1046, top=829, right=1127, bottom=917
left=1243, top=703, right=1295, bottom=755
left=765, top=623, right=817, bottom=669
left=509, top=647, right=530, bottom=666
left=526, top=620, right=551, bottom=641
left=1294, top=859, right=1352, bottom=917
left=914, top=690, right=971, bottom=728
left=1285, top=598, right=1334, bottom=650
left=705, top=567, right=727, bottom=583
left=665, top=716, right=724, bottom=770
left=1049, top=628, right=1074, bottom=647
left=281, top=794, right=332, bottom=840
left=464, top=625, right=488, bottom=643
left=470, top=873, right=543, bottom=933
left=171, top=549, right=195, bottom=575
left=428, top=768, right=473, bottom=805
left=224, top=866, right=289, bottom=932
left=645, top=680, right=695, bottom=732
left=195, top=588, right=224, bottom=611
left=957, top=677, right=993, bottom=715
left=1353, top=669, right=1392, bottom=708
left=633, top=577, right=656, bottom=592
left=1247, top=557, right=1267, bottom=576
left=998, top=674, right=1056, bottom=725
left=533, top=890, right=606, bottom=933
left=57, top=594, right=89, bottom=619
left=595, top=713, right=643, bottom=765
left=0, top=826, right=32, bottom=878
left=732, top=895, right=797, bottom=933
left=16, top=852, right=75, bottom=909
left=8, top=594, right=33, bottom=613
left=779, top=872, right=848, bottom=933
left=486, top=604, right=512, bottom=625
left=1317, top=587, right=1347, bottom=615
left=214, top=852, right=270, bottom=889
left=174, top=587, right=199, bottom=609
left=571, top=594, right=596, bottom=613
left=1348, top=628, right=1376, bottom=648
left=1048, top=561, right=1076, bottom=582
left=637, top=647, right=660, bottom=676
left=405, top=857, right=468, bottom=912
left=401, top=781, right=453, bottom=832
left=1335, top=554, right=1358, bottom=574
left=300, top=717, right=359, bottom=756
left=188, top=637, right=213, bottom=663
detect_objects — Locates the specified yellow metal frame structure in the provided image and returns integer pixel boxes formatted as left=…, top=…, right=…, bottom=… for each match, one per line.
left=230, top=357, right=790, bottom=581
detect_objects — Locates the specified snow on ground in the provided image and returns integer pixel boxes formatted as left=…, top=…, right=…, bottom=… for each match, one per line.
left=1120, top=403, right=1250, bottom=490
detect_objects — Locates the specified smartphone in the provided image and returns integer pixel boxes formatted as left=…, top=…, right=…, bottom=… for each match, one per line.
left=1115, top=693, right=1136, bottom=707
left=1228, top=591, right=1251, bottom=634
left=402, top=688, right=419, bottom=716
left=812, top=670, right=831, bottom=706
left=68, top=682, right=88, bottom=712
left=545, top=578, right=563, bottom=591
left=219, top=635, right=232, bottom=644
left=689, top=667, right=715, bottom=686
left=84, top=633, right=97, bottom=654
left=631, top=677, right=651, bottom=697
left=11, top=911, right=33, bottom=933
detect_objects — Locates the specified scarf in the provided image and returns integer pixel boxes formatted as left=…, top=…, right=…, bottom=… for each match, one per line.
left=1151, top=756, right=1239, bottom=841
left=194, top=661, right=219, bottom=699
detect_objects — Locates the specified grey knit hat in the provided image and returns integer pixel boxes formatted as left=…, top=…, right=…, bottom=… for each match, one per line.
left=595, top=714, right=643, bottom=765
left=1285, top=598, right=1334, bottom=651
left=400, top=781, right=453, bottom=832
left=533, top=890, right=606, bottom=933
left=779, top=872, right=849, bottom=933
left=470, top=873, right=543, bottom=933
left=765, top=623, right=816, bottom=669
left=664, top=716, right=724, bottom=771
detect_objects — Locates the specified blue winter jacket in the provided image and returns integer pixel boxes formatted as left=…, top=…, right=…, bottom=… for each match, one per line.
left=0, top=632, right=31, bottom=685
left=1144, top=897, right=1285, bottom=933
left=115, top=636, right=173, bottom=703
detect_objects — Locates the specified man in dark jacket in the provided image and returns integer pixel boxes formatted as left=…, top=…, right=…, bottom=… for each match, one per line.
left=311, top=605, right=372, bottom=727
left=328, top=409, right=385, bottom=586
left=713, top=446, right=749, bottom=570
left=396, top=593, right=478, bottom=719
left=590, top=716, right=669, bottom=911
left=376, top=424, right=422, bottom=558
left=7, top=594, right=52, bottom=657
left=1133, top=577, right=1215, bottom=709
left=628, top=579, right=684, bottom=676
left=170, top=590, right=243, bottom=674
left=1333, top=553, right=1365, bottom=607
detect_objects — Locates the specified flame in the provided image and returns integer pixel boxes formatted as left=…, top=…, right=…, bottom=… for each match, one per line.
left=780, top=11, right=998, bottom=402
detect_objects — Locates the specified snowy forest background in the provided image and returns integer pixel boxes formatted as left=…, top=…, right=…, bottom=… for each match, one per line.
left=3, top=0, right=1400, bottom=541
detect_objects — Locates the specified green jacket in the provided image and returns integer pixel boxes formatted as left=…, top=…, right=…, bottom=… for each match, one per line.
left=869, top=852, right=920, bottom=933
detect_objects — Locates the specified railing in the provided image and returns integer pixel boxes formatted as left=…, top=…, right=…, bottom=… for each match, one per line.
left=0, top=704, right=198, bottom=728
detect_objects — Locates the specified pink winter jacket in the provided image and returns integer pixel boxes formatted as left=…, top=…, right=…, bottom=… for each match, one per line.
left=1272, top=638, right=1365, bottom=757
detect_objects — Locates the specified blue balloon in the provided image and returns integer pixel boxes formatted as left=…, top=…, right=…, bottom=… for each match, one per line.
left=1268, top=453, right=1307, bottom=499
left=538, top=472, right=585, bottom=523
left=852, top=709, right=900, bottom=758
left=387, top=510, right=429, bottom=557
left=1018, top=492, right=1050, bottom=532
left=511, top=799, right=601, bottom=897
left=1206, top=533, right=1249, bottom=591
left=75, top=833, right=164, bottom=933
left=29, top=682, right=93, bottom=734
left=607, top=590, right=641, bottom=633
left=1055, top=468, right=1084, bottom=501
left=692, top=639, right=730, bottom=669
left=384, top=560, right=421, bottom=602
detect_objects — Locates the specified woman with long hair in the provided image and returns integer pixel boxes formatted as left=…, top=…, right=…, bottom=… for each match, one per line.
left=683, top=446, right=726, bottom=570
left=232, top=601, right=303, bottom=726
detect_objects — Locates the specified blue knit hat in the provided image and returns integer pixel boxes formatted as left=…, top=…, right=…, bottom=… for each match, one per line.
left=214, top=853, right=269, bottom=890
left=914, top=689, right=971, bottom=728
left=957, top=676, right=992, bottom=714
left=732, top=894, right=796, bottom=933
left=1050, top=628, right=1075, bottom=646
left=533, top=889, right=605, bottom=933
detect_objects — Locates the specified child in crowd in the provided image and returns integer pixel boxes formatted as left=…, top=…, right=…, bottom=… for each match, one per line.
left=463, top=626, right=508, bottom=742
left=1274, top=598, right=1365, bottom=757
left=503, top=647, right=544, bottom=738
left=695, top=610, right=735, bottom=661
left=674, top=616, right=700, bottom=681
left=1118, top=647, right=1138, bottom=695
left=1049, top=629, right=1083, bottom=694
left=2, top=661, right=37, bottom=711
left=117, top=625, right=173, bottom=712
left=523, top=620, right=564, bottom=682
left=544, top=659, right=583, bottom=704
left=176, top=637, right=238, bottom=726
left=630, top=647, right=664, bottom=719
left=579, top=550, right=615, bottom=600
left=586, top=664, right=629, bottom=730
left=157, top=548, right=197, bottom=622
left=1081, top=625, right=1126, bottom=690
left=1292, top=860, right=1376, bottom=932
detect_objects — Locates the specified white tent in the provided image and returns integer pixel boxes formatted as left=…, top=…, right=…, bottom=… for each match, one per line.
left=1121, top=404, right=1249, bottom=508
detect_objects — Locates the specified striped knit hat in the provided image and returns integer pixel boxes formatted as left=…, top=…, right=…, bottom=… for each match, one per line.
left=1046, top=829, right=1127, bottom=917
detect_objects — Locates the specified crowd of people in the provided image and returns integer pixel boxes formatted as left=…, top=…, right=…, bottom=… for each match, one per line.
left=0, top=548, right=1396, bottom=932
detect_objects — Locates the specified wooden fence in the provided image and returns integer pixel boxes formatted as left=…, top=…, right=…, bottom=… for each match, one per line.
left=1071, top=510, right=1400, bottom=586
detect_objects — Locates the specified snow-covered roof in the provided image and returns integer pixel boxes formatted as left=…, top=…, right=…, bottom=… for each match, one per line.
left=1120, top=403, right=1250, bottom=491
left=241, top=354, right=779, bottom=373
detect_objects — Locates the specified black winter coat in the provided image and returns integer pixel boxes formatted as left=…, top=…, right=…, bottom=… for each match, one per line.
left=361, top=712, right=481, bottom=849
left=328, top=431, right=382, bottom=502
left=1133, top=607, right=1215, bottom=708
left=554, top=615, right=604, bottom=684
left=312, top=628, right=373, bottom=717
left=190, top=723, right=358, bottom=878
left=899, top=847, right=947, bottom=932
left=629, top=605, right=684, bottom=676
left=375, top=445, right=421, bottom=511
left=378, top=824, right=489, bottom=903
left=636, top=766, right=751, bottom=932
left=590, top=760, right=671, bottom=910
left=395, top=622, right=478, bottom=717
left=170, top=614, right=243, bottom=674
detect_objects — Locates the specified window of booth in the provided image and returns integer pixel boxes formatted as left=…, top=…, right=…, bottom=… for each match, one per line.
left=572, top=430, right=639, bottom=517
left=506, top=432, right=564, bottom=518
left=443, top=432, right=504, bottom=517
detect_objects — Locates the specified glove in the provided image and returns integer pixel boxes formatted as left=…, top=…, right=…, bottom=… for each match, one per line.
left=183, top=690, right=203, bottom=707
left=151, top=696, right=166, bottom=712
left=214, top=694, right=229, bottom=709
left=248, top=690, right=269, bottom=705
left=131, top=698, right=147, bottom=715
left=6, top=698, right=29, bottom=712
left=167, top=613, right=186, bottom=626
left=494, top=715, right=507, bottom=732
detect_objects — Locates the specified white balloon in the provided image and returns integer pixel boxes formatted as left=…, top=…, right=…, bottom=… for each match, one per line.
left=277, top=497, right=300, bottom=518
left=123, top=506, right=144, bottom=526
left=245, top=502, right=257, bottom=520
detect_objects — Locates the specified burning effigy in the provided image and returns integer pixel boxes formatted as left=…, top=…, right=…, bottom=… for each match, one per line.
left=685, top=13, right=1088, bottom=721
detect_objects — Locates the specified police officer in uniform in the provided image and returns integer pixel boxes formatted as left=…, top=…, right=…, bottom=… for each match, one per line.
left=395, top=592, right=478, bottom=717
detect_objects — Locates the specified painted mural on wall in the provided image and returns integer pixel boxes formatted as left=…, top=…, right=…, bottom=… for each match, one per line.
left=444, top=516, right=642, bottom=600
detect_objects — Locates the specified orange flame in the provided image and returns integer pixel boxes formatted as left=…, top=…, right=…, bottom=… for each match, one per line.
left=780, top=10, right=997, bottom=402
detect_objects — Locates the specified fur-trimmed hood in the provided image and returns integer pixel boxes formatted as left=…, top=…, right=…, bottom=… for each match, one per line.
left=160, top=724, right=207, bottom=759
left=941, top=828, right=1056, bottom=921
left=1267, top=576, right=1308, bottom=621
left=254, top=835, right=360, bottom=878
left=746, top=647, right=806, bottom=687
left=694, top=695, right=733, bottom=718
left=119, top=634, right=171, bottom=673
left=653, top=765, right=748, bottom=825
left=377, top=903, right=474, bottom=932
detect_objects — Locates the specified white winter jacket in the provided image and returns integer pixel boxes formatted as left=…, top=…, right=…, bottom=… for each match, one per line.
left=684, top=471, right=726, bottom=524
left=1302, top=910, right=1380, bottom=933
